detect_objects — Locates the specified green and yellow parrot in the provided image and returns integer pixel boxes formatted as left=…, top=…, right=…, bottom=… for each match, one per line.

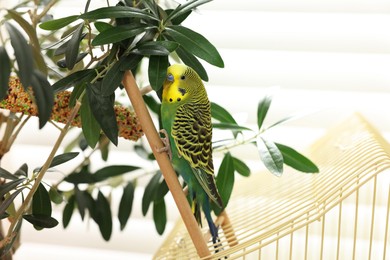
left=160, top=64, right=223, bottom=244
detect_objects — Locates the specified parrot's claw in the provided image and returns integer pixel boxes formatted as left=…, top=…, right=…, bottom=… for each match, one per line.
left=157, top=129, right=172, bottom=161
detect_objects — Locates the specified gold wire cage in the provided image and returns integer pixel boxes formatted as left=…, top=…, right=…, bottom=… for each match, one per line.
left=154, top=113, right=390, bottom=259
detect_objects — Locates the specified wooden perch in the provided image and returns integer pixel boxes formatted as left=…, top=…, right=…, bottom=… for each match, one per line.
left=122, top=71, right=212, bottom=258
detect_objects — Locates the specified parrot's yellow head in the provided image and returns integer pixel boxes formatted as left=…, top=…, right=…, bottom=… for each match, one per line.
left=162, top=64, right=207, bottom=104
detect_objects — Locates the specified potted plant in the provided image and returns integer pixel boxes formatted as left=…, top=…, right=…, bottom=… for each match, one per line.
left=0, top=0, right=318, bottom=258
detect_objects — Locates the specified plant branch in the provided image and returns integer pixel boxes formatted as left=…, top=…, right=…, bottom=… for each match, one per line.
left=30, top=0, right=60, bottom=28
left=6, top=100, right=81, bottom=239
left=122, top=70, right=211, bottom=258
left=5, top=115, right=30, bottom=154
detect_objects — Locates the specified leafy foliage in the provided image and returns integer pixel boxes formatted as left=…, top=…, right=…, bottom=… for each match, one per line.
left=0, top=0, right=320, bottom=247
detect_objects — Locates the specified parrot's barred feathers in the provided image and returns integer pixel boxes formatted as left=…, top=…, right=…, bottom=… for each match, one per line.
left=172, top=102, right=223, bottom=208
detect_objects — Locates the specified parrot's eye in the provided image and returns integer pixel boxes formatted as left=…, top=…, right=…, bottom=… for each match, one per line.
left=167, top=74, right=174, bottom=82
left=180, top=75, right=186, bottom=80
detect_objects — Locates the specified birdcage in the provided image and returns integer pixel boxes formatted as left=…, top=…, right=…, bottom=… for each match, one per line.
left=154, top=113, right=390, bottom=259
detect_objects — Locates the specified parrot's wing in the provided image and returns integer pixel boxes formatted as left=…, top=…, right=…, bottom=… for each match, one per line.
left=172, top=102, right=223, bottom=208
left=191, top=168, right=223, bottom=208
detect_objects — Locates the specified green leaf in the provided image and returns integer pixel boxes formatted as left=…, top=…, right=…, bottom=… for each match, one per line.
left=175, top=46, right=208, bottom=81
left=80, top=6, right=158, bottom=21
left=118, top=182, right=135, bottom=230
left=64, top=165, right=95, bottom=184
left=99, top=135, right=110, bottom=161
left=257, top=93, right=273, bottom=130
left=134, top=144, right=155, bottom=161
left=142, top=172, right=161, bottom=216
left=170, top=10, right=192, bottom=25
left=30, top=70, right=54, bottom=128
left=69, top=82, right=87, bottom=107
left=23, top=214, right=59, bottom=229
left=120, top=54, right=143, bottom=71
left=0, top=167, right=18, bottom=181
left=141, top=0, right=159, bottom=17
left=148, top=55, right=168, bottom=91
left=7, top=10, right=40, bottom=50
left=232, top=157, right=251, bottom=177
left=212, top=123, right=252, bottom=131
left=132, top=41, right=171, bottom=56
left=57, top=52, right=88, bottom=69
left=32, top=183, right=52, bottom=216
left=275, top=143, right=319, bottom=173
left=155, top=179, right=169, bottom=201
left=65, top=23, right=84, bottom=70
left=0, top=189, right=24, bottom=216
left=5, top=22, right=34, bottom=89
left=157, top=40, right=180, bottom=52
left=214, top=153, right=234, bottom=215
left=257, top=136, right=283, bottom=176
left=153, top=199, right=166, bottom=235
left=101, top=59, right=125, bottom=96
left=94, top=21, right=113, bottom=32
left=75, top=188, right=94, bottom=220
left=165, top=25, right=223, bottom=67
left=52, top=69, right=94, bottom=93
left=92, top=24, right=149, bottom=46
left=63, top=195, right=75, bottom=228
left=211, top=102, right=237, bottom=124
left=86, top=82, right=119, bottom=145
left=39, top=15, right=80, bottom=30
left=0, top=46, right=11, bottom=100
left=49, top=187, right=63, bottom=204
left=14, top=163, right=28, bottom=177
left=81, top=94, right=101, bottom=148
left=143, top=94, right=161, bottom=115
left=7, top=9, right=47, bottom=75
left=0, top=179, right=25, bottom=199
left=83, top=191, right=97, bottom=221
left=166, top=0, right=212, bottom=23
left=211, top=102, right=248, bottom=137
left=94, top=165, right=140, bottom=182
left=95, top=191, right=112, bottom=241
left=49, top=152, right=79, bottom=168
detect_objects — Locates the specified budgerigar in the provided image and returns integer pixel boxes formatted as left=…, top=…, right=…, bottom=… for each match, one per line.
left=160, top=64, right=223, bottom=244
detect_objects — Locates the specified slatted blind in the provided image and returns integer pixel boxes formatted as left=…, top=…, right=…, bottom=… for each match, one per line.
left=180, top=0, right=390, bottom=132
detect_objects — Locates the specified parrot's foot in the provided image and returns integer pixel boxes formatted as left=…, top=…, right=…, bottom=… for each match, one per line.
left=157, top=129, right=172, bottom=160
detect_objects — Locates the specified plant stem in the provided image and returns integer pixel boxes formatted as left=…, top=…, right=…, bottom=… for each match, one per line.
left=5, top=115, right=30, bottom=154
left=214, top=130, right=260, bottom=154
left=6, top=100, right=82, bottom=238
left=30, top=0, right=60, bottom=28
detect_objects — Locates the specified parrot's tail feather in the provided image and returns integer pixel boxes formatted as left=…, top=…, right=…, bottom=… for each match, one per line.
left=205, top=213, right=219, bottom=244
left=203, top=199, right=226, bottom=256
left=205, top=212, right=226, bottom=256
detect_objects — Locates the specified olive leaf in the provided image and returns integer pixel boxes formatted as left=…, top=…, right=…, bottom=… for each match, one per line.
left=213, top=152, right=234, bottom=215
left=0, top=47, right=11, bottom=100
left=118, top=182, right=135, bottom=230
left=148, top=55, right=169, bottom=91
left=165, top=25, right=224, bottom=68
left=275, top=143, right=319, bottom=173
left=86, top=82, right=118, bottom=146
left=39, top=15, right=80, bottom=30
left=5, top=22, right=34, bottom=89
left=257, top=93, right=273, bottom=131
left=257, top=136, right=283, bottom=176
